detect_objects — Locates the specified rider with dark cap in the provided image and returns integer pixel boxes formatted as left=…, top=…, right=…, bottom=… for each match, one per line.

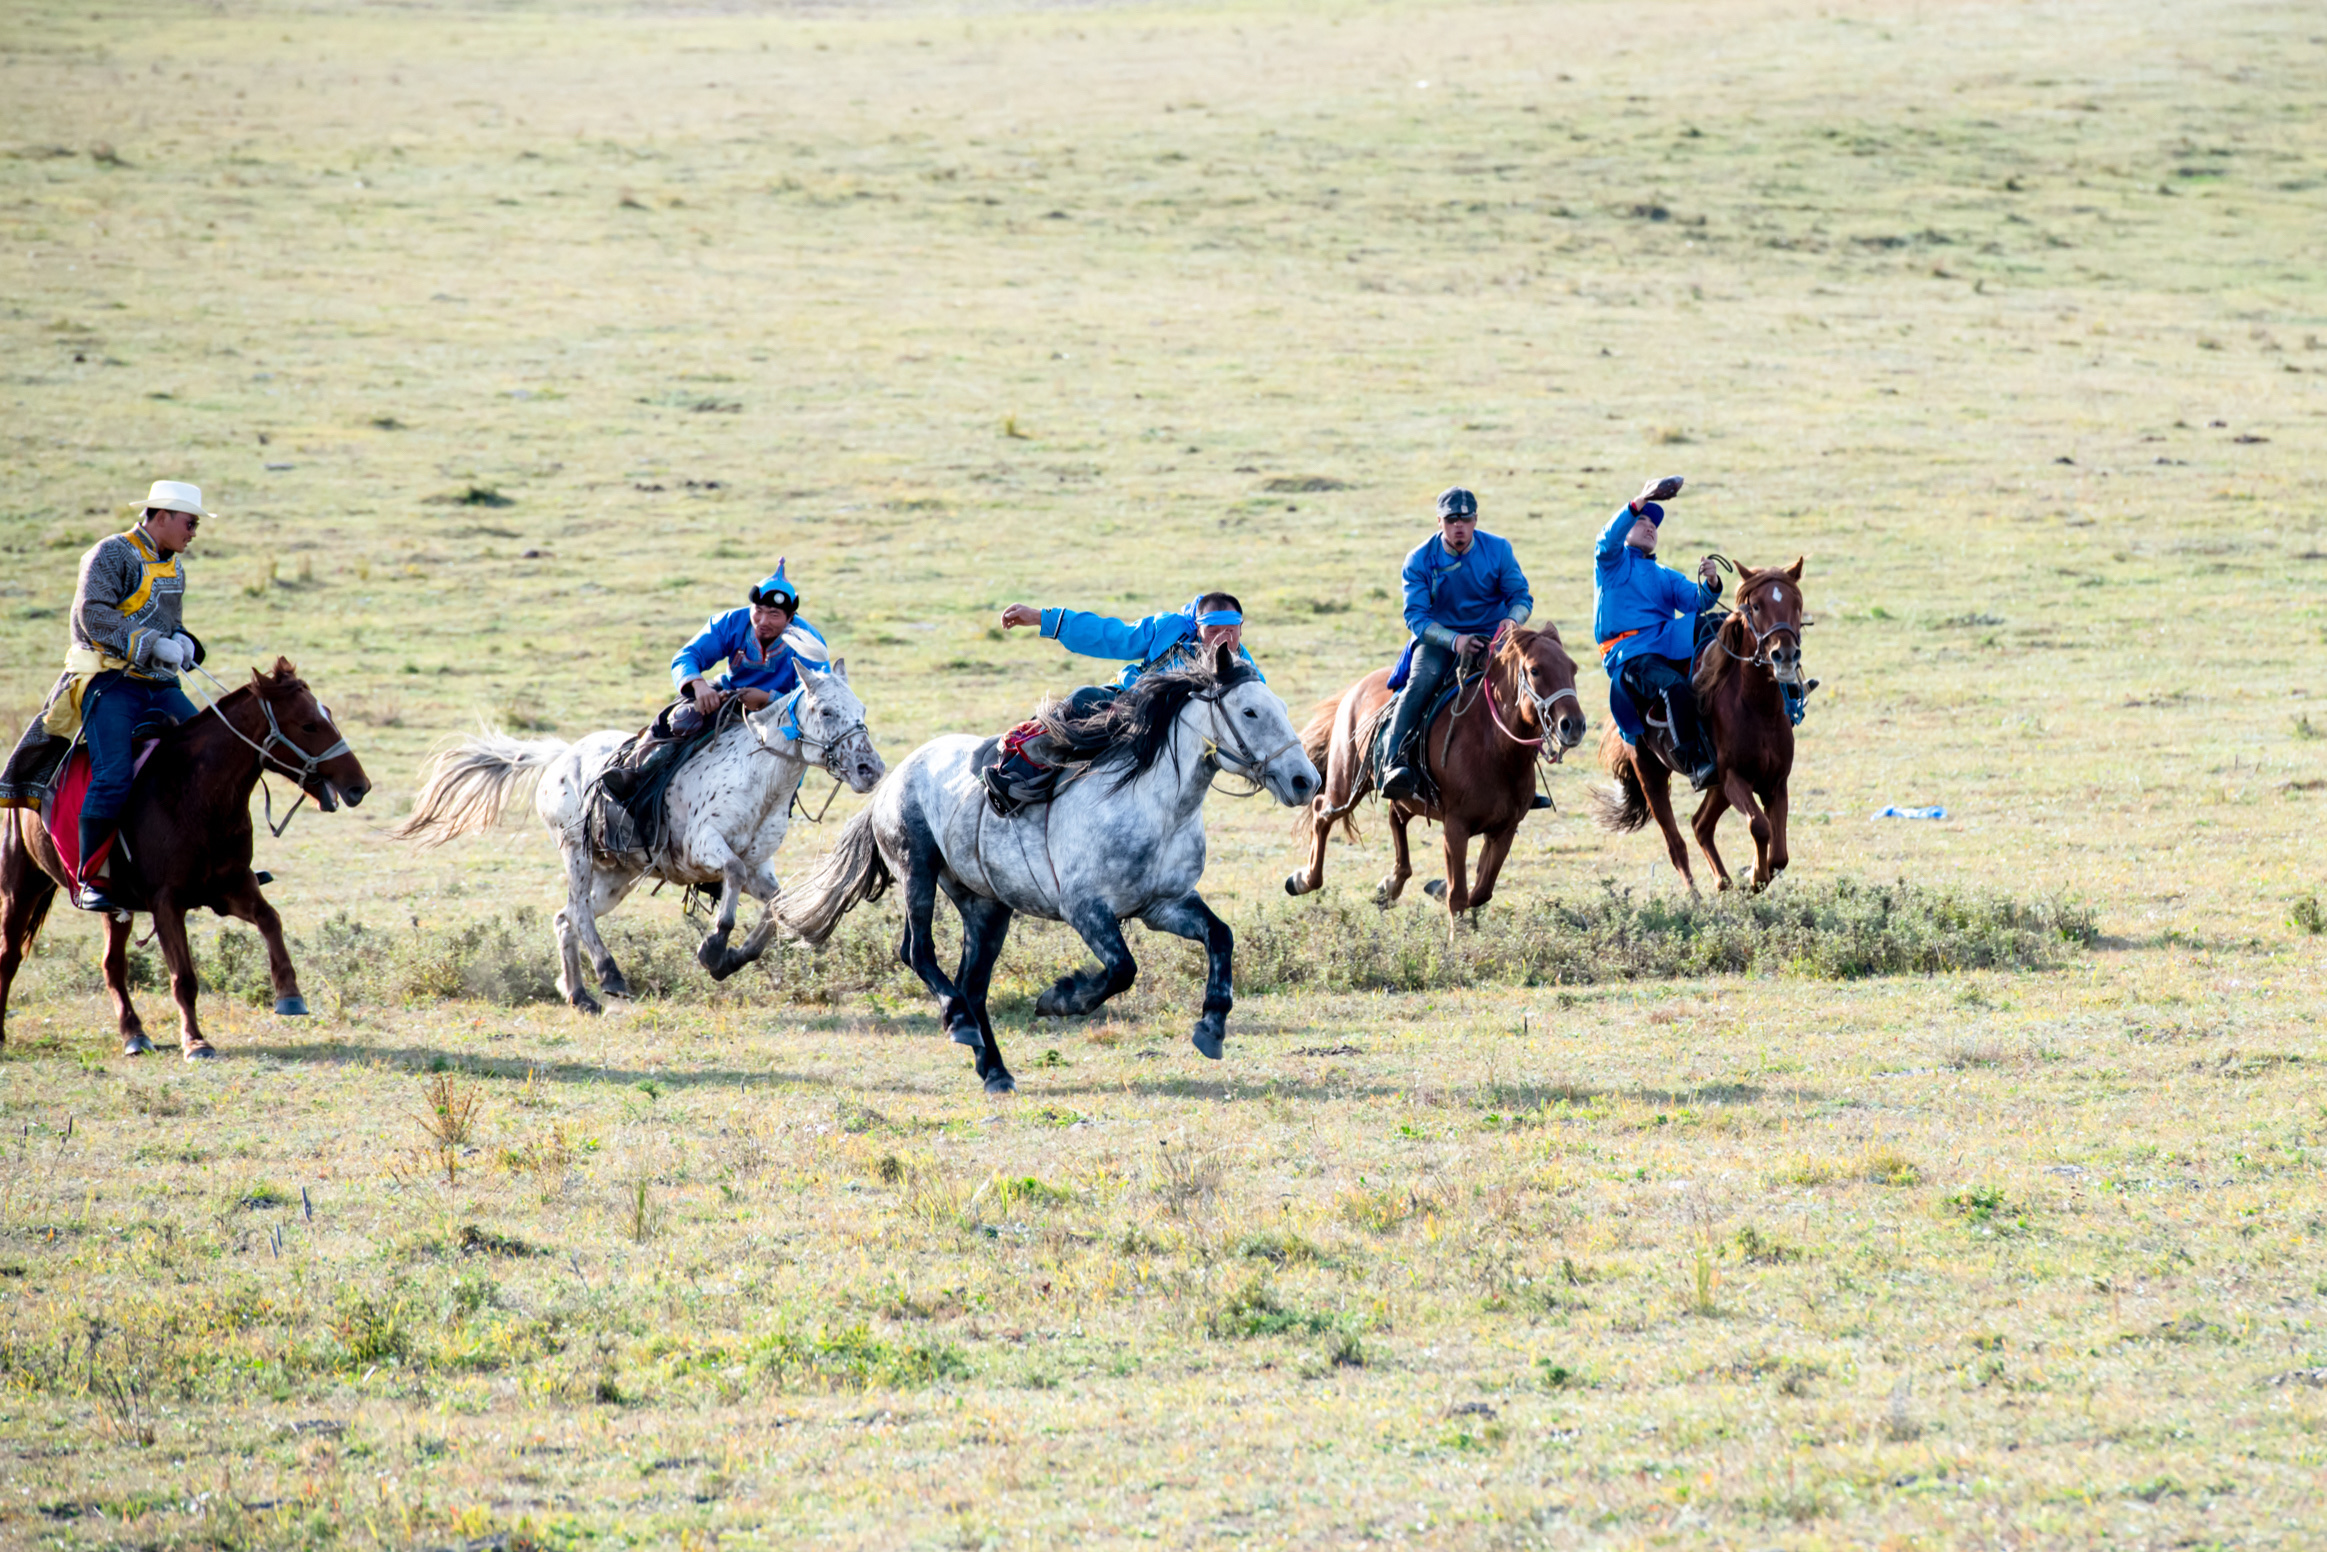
left=600, top=561, right=830, bottom=807
left=1593, top=475, right=1723, bottom=790
left=1380, top=487, right=1533, bottom=801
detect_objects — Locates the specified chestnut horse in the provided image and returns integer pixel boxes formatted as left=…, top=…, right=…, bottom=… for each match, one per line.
left=1594, top=559, right=1807, bottom=893
left=1286, top=625, right=1585, bottom=925
left=0, top=659, right=369, bottom=1059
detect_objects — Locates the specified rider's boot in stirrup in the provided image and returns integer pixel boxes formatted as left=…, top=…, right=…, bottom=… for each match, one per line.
left=1664, top=692, right=1719, bottom=793
left=71, top=817, right=127, bottom=914
left=1378, top=690, right=1432, bottom=801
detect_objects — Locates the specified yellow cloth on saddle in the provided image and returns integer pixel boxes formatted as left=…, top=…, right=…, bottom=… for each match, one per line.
left=41, top=646, right=138, bottom=742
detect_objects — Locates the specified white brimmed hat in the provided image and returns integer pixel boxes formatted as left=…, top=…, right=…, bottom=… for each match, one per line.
left=140, top=479, right=213, bottom=517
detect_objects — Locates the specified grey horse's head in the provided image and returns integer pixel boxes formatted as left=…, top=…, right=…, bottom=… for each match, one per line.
left=1202, top=646, right=1319, bottom=807
left=783, top=659, right=885, bottom=793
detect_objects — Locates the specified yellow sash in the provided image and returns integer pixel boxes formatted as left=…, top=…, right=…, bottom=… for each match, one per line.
left=41, top=646, right=136, bottom=742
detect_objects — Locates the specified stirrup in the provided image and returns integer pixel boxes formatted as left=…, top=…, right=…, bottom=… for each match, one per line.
left=1380, top=764, right=1419, bottom=800
left=73, top=882, right=130, bottom=918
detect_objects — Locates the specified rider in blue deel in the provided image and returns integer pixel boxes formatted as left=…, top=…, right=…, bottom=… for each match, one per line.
left=1593, top=474, right=1724, bottom=790
left=1379, top=487, right=1533, bottom=801
left=667, top=559, right=830, bottom=736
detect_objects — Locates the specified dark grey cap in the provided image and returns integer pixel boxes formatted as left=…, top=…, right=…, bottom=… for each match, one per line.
left=1436, top=486, right=1478, bottom=519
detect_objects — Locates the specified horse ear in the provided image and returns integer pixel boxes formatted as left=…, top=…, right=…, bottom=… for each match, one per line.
left=1784, top=556, right=1804, bottom=581
left=272, top=655, right=297, bottom=681
left=829, top=657, right=847, bottom=683
left=1213, top=642, right=1234, bottom=677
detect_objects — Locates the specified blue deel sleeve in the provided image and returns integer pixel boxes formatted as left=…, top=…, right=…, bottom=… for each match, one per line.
left=1595, top=506, right=1636, bottom=568
left=1042, top=607, right=1186, bottom=663
left=670, top=613, right=736, bottom=691
left=1401, top=542, right=1439, bottom=641
left=1500, top=543, right=1534, bottom=623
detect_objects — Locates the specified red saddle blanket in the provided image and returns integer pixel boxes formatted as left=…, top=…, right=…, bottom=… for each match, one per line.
left=43, top=741, right=157, bottom=879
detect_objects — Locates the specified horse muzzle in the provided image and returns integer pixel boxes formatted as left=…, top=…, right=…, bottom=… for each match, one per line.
left=1771, top=646, right=1805, bottom=686
left=1557, top=714, right=1586, bottom=750
left=831, top=735, right=886, bottom=794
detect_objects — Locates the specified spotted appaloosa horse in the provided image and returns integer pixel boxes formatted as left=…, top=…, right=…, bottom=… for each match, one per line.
left=0, top=659, right=369, bottom=1059
left=391, top=661, right=884, bottom=1011
left=1285, top=624, right=1585, bottom=927
left=1595, top=558, right=1808, bottom=893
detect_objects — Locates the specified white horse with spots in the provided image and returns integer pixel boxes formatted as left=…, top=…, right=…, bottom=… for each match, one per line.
left=393, top=661, right=884, bottom=1011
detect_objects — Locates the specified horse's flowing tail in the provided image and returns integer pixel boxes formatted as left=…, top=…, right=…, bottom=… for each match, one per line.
left=774, top=808, right=891, bottom=945
left=1589, top=723, right=1651, bottom=833
left=391, top=729, right=569, bottom=847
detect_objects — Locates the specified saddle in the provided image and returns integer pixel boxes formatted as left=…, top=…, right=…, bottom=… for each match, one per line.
left=1363, top=670, right=1472, bottom=809
left=588, top=696, right=750, bottom=860
left=981, top=720, right=1060, bottom=818
left=42, top=738, right=161, bottom=885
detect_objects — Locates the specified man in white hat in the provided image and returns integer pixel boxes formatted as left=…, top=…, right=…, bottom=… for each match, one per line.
left=0, top=480, right=210, bottom=911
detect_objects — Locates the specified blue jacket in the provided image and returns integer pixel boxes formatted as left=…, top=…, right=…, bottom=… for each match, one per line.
left=1039, top=602, right=1261, bottom=689
left=670, top=609, right=830, bottom=697
left=1592, top=506, right=1721, bottom=673
left=1401, top=530, right=1532, bottom=647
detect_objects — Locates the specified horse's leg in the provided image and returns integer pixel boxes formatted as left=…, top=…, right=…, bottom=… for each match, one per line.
left=212, top=872, right=309, bottom=1016
left=1285, top=797, right=1334, bottom=898
left=1719, top=772, right=1778, bottom=893
left=577, top=862, right=642, bottom=997
left=553, top=843, right=603, bottom=1014
left=1690, top=785, right=1737, bottom=893
left=1373, top=805, right=1416, bottom=907
left=897, top=863, right=980, bottom=1049
left=1636, top=757, right=1699, bottom=896
left=1423, top=816, right=1475, bottom=924
left=682, top=831, right=754, bottom=979
left=710, top=853, right=785, bottom=982
left=1763, top=777, right=1791, bottom=887
left=947, top=886, right=1016, bottom=1094
left=99, top=914, right=153, bottom=1054
left=145, top=895, right=212, bottom=1059
left=1142, top=891, right=1234, bottom=1060
left=1, top=839, right=62, bottom=1050
left=1035, top=899, right=1138, bottom=1019
left=1466, top=824, right=1520, bottom=916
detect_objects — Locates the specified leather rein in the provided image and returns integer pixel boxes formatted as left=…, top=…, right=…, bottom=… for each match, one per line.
left=186, top=662, right=353, bottom=837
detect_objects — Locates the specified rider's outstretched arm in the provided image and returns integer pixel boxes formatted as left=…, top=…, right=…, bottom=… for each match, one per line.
left=1041, top=607, right=1183, bottom=663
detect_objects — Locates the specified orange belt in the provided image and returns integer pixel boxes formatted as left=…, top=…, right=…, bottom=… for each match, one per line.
left=1597, top=629, right=1643, bottom=658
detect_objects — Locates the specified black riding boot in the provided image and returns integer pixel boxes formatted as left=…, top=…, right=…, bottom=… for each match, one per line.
left=1380, top=642, right=1455, bottom=801
left=1663, top=691, right=1719, bottom=792
left=72, top=814, right=126, bottom=913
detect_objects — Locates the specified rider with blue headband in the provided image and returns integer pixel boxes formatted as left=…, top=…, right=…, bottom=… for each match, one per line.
left=985, top=591, right=1259, bottom=812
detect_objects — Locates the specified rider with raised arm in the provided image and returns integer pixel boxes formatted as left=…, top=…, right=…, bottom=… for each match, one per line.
left=1593, top=474, right=1724, bottom=791
left=1380, top=487, right=1533, bottom=801
left=0, top=480, right=210, bottom=912
left=984, top=591, right=1257, bottom=812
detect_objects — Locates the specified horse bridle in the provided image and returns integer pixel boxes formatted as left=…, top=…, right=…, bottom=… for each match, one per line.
left=748, top=685, right=873, bottom=781
left=1476, top=630, right=1581, bottom=763
left=1198, top=690, right=1303, bottom=783
left=185, top=662, right=354, bottom=836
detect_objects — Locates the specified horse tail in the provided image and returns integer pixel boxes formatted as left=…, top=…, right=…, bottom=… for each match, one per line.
left=775, top=807, right=891, bottom=946
left=390, top=729, right=569, bottom=847
left=1589, top=723, right=1651, bottom=833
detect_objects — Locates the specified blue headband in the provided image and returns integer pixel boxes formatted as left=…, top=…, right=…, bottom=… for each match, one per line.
left=1195, top=610, right=1243, bottom=629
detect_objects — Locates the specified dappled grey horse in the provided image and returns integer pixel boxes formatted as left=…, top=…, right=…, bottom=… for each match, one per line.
left=393, top=661, right=883, bottom=1011
left=778, top=647, right=1317, bottom=1093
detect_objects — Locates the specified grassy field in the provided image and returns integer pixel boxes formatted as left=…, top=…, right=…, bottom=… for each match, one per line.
left=2, top=0, right=2324, bottom=1545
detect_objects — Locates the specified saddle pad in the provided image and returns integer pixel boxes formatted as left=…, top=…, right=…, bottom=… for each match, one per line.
left=43, top=739, right=158, bottom=877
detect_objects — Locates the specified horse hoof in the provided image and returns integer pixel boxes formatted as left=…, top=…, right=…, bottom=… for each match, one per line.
left=948, top=1020, right=984, bottom=1049
left=1422, top=879, right=1447, bottom=901
left=599, top=973, right=633, bottom=1000
left=1034, top=984, right=1072, bottom=1018
left=983, top=1073, right=1016, bottom=1096
left=122, top=1032, right=155, bottom=1056
left=182, top=1042, right=216, bottom=1062
left=571, top=992, right=603, bottom=1017
left=1191, top=1023, right=1225, bottom=1061
left=273, top=996, right=308, bottom=1017
left=694, top=939, right=729, bottom=974
left=1283, top=873, right=1310, bottom=897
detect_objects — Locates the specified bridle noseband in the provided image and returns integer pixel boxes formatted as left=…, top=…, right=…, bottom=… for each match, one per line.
left=186, top=662, right=354, bottom=836
left=1197, top=689, right=1303, bottom=785
left=750, top=684, right=874, bottom=781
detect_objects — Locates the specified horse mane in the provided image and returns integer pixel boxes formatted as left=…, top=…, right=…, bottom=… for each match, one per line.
left=1691, top=610, right=1749, bottom=697
left=1035, top=655, right=1260, bottom=791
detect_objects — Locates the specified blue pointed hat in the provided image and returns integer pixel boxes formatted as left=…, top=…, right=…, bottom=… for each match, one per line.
left=749, top=558, right=798, bottom=609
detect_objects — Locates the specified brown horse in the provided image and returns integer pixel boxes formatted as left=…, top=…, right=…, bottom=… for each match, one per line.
left=1286, top=625, right=1586, bottom=925
left=0, top=659, right=369, bottom=1059
left=1594, top=558, right=1807, bottom=893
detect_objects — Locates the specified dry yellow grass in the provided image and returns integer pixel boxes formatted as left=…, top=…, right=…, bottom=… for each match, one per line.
left=1, top=0, right=2323, bottom=1545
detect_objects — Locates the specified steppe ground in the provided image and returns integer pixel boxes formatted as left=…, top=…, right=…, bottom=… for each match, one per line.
left=2, top=0, right=2324, bottom=1546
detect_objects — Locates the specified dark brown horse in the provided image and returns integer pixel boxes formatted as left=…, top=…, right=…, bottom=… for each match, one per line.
left=1286, top=625, right=1585, bottom=926
left=1594, top=559, right=1807, bottom=893
left=0, top=659, right=369, bottom=1058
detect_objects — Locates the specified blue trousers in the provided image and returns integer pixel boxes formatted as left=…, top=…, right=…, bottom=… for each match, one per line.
left=80, top=672, right=195, bottom=824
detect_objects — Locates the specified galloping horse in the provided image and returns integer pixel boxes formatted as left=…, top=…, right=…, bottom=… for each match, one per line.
left=777, top=647, right=1317, bottom=1094
left=1285, top=625, right=1586, bottom=924
left=1595, top=558, right=1808, bottom=892
left=392, top=662, right=884, bottom=1011
left=0, top=659, right=370, bottom=1059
